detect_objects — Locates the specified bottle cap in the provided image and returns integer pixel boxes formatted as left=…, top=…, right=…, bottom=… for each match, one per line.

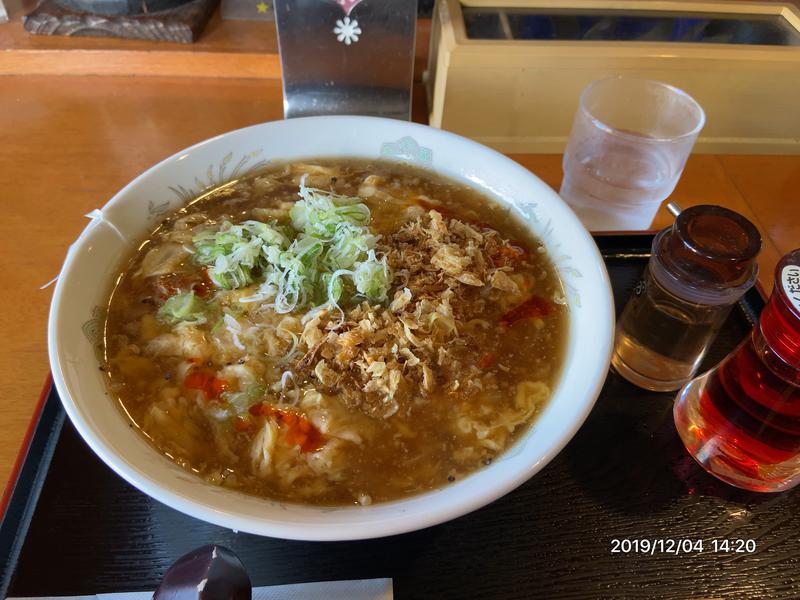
left=652, top=205, right=762, bottom=305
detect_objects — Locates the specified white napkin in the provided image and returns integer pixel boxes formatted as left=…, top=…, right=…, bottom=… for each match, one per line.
left=7, top=578, right=393, bottom=600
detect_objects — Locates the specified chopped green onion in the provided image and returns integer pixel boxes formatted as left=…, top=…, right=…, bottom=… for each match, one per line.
left=223, top=384, right=266, bottom=415
left=353, top=251, right=390, bottom=302
left=157, top=291, right=207, bottom=325
left=193, top=220, right=289, bottom=290
left=192, top=175, right=392, bottom=315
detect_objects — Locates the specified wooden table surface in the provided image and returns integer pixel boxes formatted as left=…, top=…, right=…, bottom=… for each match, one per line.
left=1, top=74, right=798, bottom=498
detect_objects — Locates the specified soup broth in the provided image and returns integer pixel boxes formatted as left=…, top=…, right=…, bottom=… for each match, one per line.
left=103, top=160, right=567, bottom=505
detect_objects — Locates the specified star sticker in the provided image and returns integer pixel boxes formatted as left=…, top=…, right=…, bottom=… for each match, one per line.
left=256, top=1, right=268, bottom=13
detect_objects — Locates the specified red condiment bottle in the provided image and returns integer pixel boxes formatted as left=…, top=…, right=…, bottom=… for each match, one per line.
left=673, top=248, right=800, bottom=492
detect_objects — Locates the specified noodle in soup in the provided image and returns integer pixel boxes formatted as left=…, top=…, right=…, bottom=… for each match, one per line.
left=103, top=160, right=567, bottom=505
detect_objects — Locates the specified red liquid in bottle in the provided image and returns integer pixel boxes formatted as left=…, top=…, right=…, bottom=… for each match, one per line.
left=674, top=249, right=800, bottom=491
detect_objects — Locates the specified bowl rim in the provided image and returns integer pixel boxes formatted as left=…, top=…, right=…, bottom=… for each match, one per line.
left=48, top=116, right=614, bottom=540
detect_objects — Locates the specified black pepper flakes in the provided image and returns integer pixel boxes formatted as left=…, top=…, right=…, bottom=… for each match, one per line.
left=447, top=475, right=455, bottom=482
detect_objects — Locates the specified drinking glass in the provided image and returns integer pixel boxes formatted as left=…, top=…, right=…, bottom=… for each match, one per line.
left=560, top=77, right=705, bottom=231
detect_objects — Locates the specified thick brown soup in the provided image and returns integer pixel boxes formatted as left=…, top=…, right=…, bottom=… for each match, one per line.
left=103, top=160, right=567, bottom=505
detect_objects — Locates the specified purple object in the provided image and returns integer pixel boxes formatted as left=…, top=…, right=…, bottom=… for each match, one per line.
left=153, top=545, right=251, bottom=600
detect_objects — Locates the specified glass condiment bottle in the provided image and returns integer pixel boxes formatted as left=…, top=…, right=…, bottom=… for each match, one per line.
left=612, top=205, right=762, bottom=392
left=674, top=249, right=800, bottom=492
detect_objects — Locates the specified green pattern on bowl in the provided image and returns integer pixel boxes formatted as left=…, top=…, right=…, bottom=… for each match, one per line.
left=52, top=118, right=610, bottom=540
left=380, top=136, right=433, bottom=166
left=167, top=149, right=268, bottom=207
left=81, top=305, right=105, bottom=345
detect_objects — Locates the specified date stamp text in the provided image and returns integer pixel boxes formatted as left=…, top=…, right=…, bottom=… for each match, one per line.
left=610, top=538, right=757, bottom=555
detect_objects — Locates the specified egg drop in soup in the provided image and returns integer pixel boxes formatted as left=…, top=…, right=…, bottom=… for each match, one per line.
left=103, top=160, right=568, bottom=506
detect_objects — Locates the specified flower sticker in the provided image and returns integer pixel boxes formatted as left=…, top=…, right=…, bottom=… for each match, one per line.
left=333, top=16, right=361, bottom=45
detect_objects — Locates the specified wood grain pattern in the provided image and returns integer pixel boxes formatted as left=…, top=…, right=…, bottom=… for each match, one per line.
left=0, top=73, right=797, bottom=507
left=2, top=0, right=278, bottom=50
left=718, top=155, right=800, bottom=267
left=0, top=15, right=281, bottom=78
left=23, top=0, right=218, bottom=44
left=0, top=75, right=283, bottom=496
left=511, top=154, right=785, bottom=294
left=0, top=5, right=431, bottom=80
left=5, top=248, right=799, bottom=599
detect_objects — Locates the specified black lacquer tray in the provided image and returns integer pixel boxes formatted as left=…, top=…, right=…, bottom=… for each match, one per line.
left=2, top=234, right=798, bottom=600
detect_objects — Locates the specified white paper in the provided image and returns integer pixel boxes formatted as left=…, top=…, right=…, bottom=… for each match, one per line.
left=8, top=577, right=393, bottom=600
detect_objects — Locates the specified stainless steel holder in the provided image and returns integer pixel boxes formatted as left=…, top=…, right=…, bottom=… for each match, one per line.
left=273, top=0, right=416, bottom=120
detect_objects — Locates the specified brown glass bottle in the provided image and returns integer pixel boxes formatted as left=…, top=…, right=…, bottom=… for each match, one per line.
left=612, top=205, right=762, bottom=391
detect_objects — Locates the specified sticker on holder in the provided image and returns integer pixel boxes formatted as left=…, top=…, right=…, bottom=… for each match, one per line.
left=333, top=0, right=363, bottom=44
left=782, top=265, right=800, bottom=312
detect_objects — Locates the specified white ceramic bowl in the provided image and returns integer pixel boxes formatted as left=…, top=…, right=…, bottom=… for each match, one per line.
left=48, top=116, right=614, bottom=541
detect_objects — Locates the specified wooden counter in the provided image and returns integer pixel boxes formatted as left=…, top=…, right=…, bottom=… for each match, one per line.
left=1, top=71, right=798, bottom=498
left=0, top=0, right=431, bottom=79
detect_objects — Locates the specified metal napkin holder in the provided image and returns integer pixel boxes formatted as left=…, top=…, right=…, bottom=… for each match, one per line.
left=274, top=0, right=416, bottom=120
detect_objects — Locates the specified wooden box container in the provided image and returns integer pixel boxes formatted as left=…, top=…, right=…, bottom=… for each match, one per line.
left=425, top=0, right=800, bottom=153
